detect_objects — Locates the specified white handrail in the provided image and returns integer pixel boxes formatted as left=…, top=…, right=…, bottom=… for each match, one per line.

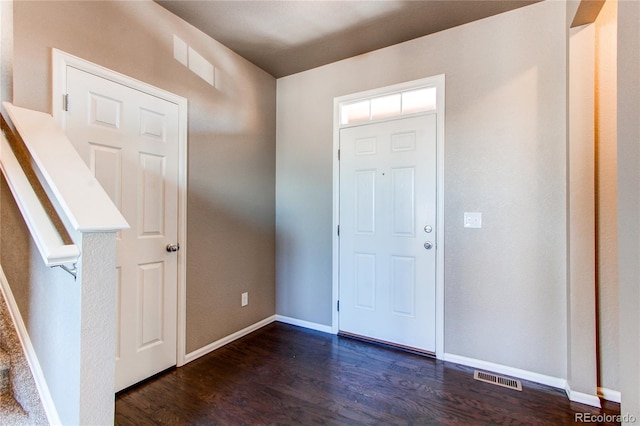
left=2, top=103, right=129, bottom=233
left=0, top=103, right=128, bottom=279
left=0, top=131, right=80, bottom=268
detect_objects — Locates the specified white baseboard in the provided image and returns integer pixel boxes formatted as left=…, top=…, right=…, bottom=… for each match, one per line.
left=275, top=315, right=334, bottom=334
left=443, top=353, right=568, bottom=390
left=566, top=384, right=602, bottom=408
left=443, top=353, right=604, bottom=408
left=183, top=315, right=333, bottom=366
left=183, top=315, right=277, bottom=364
left=0, top=266, right=62, bottom=426
left=598, top=387, right=621, bottom=403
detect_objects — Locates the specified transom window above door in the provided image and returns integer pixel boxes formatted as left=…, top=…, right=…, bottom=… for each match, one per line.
left=339, top=86, right=436, bottom=126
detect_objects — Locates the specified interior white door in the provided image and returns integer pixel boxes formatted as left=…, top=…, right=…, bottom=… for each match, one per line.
left=339, top=114, right=437, bottom=353
left=63, top=66, right=179, bottom=391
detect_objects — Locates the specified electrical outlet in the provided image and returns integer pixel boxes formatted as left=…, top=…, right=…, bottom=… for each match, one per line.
left=241, top=292, right=248, bottom=307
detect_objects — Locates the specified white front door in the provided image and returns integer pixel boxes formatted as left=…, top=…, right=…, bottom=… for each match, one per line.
left=63, top=66, right=180, bottom=391
left=339, top=114, right=437, bottom=353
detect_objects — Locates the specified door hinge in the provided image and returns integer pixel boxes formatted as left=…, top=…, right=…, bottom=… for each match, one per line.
left=62, top=94, right=69, bottom=112
left=338, top=149, right=340, bottom=161
left=337, top=225, right=340, bottom=236
left=337, top=300, right=340, bottom=311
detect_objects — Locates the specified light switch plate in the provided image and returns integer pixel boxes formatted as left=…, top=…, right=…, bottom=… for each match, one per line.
left=464, top=212, right=482, bottom=228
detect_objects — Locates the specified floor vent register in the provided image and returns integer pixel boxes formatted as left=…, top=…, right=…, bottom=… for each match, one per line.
left=474, top=370, right=522, bottom=391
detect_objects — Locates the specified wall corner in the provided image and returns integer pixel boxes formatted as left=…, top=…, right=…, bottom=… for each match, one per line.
left=78, top=232, right=117, bottom=425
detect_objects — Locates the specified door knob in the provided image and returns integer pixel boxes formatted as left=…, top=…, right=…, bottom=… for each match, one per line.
left=424, top=241, right=433, bottom=250
left=166, top=243, right=180, bottom=253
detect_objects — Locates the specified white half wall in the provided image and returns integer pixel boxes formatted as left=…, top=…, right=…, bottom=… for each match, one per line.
left=0, top=178, right=118, bottom=425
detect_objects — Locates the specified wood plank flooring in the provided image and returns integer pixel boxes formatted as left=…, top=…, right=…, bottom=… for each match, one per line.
left=116, top=322, right=620, bottom=425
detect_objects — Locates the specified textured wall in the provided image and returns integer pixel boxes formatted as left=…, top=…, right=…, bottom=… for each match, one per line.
left=0, top=0, right=12, bottom=107
left=594, top=0, right=619, bottom=394
left=78, top=232, right=117, bottom=425
left=617, top=0, right=640, bottom=420
left=1, top=177, right=81, bottom=424
left=11, top=0, right=277, bottom=353
left=567, top=22, right=597, bottom=398
left=276, top=1, right=568, bottom=378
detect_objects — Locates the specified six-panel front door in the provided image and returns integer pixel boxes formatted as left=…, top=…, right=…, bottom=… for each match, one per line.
left=339, top=114, right=437, bottom=353
left=63, top=66, right=179, bottom=391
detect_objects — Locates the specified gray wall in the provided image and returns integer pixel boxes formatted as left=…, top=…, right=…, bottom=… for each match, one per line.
left=0, top=0, right=12, bottom=106
left=1, top=179, right=82, bottom=424
left=594, top=0, right=619, bottom=393
left=276, top=1, right=568, bottom=378
left=617, top=0, right=640, bottom=420
left=567, top=22, right=597, bottom=397
left=11, top=0, right=277, bottom=353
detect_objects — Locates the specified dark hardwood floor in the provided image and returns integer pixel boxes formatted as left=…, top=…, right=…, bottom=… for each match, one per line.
left=116, top=322, right=620, bottom=425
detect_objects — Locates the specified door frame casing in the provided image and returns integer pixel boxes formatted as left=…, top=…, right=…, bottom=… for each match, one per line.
left=51, top=49, right=189, bottom=367
left=332, top=75, right=445, bottom=359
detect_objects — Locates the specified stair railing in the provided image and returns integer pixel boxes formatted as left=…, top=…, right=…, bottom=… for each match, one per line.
left=0, top=102, right=128, bottom=278
left=0, top=131, right=80, bottom=277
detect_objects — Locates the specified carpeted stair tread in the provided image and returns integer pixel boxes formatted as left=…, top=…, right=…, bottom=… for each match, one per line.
left=0, top=393, right=30, bottom=424
left=0, top=348, right=32, bottom=425
left=0, top=347, right=10, bottom=396
left=0, top=291, right=48, bottom=424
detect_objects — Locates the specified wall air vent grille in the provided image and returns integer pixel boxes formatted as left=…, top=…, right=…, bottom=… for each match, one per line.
left=474, top=370, right=522, bottom=391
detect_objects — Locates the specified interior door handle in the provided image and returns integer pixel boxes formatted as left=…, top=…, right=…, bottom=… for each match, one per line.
left=166, top=243, right=180, bottom=253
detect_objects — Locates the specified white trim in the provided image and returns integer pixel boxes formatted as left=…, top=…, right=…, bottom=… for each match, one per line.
left=566, top=384, right=602, bottom=408
left=597, top=387, right=621, bottom=403
left=183, top=316, right=277, bottom=364
left=275, top=315, right=334, bottom=334
left=446, top=352, right=604, bottom=408
left=443, top=353, right=568, bottom=390
left=331, top=96, right=340, bottom=335
left=434, top=76, right=445, bottom=359
left=50, top=49, right=189, bottom=367
left=51, top=49, right=188, bottom=127
left=0, top=266, right=62, bottom=426
left=332, top=75, right=446, bottom=359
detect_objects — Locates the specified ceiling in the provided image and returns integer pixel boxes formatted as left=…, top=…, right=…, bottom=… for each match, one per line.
left=156, top=0, right=540, bottom=78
